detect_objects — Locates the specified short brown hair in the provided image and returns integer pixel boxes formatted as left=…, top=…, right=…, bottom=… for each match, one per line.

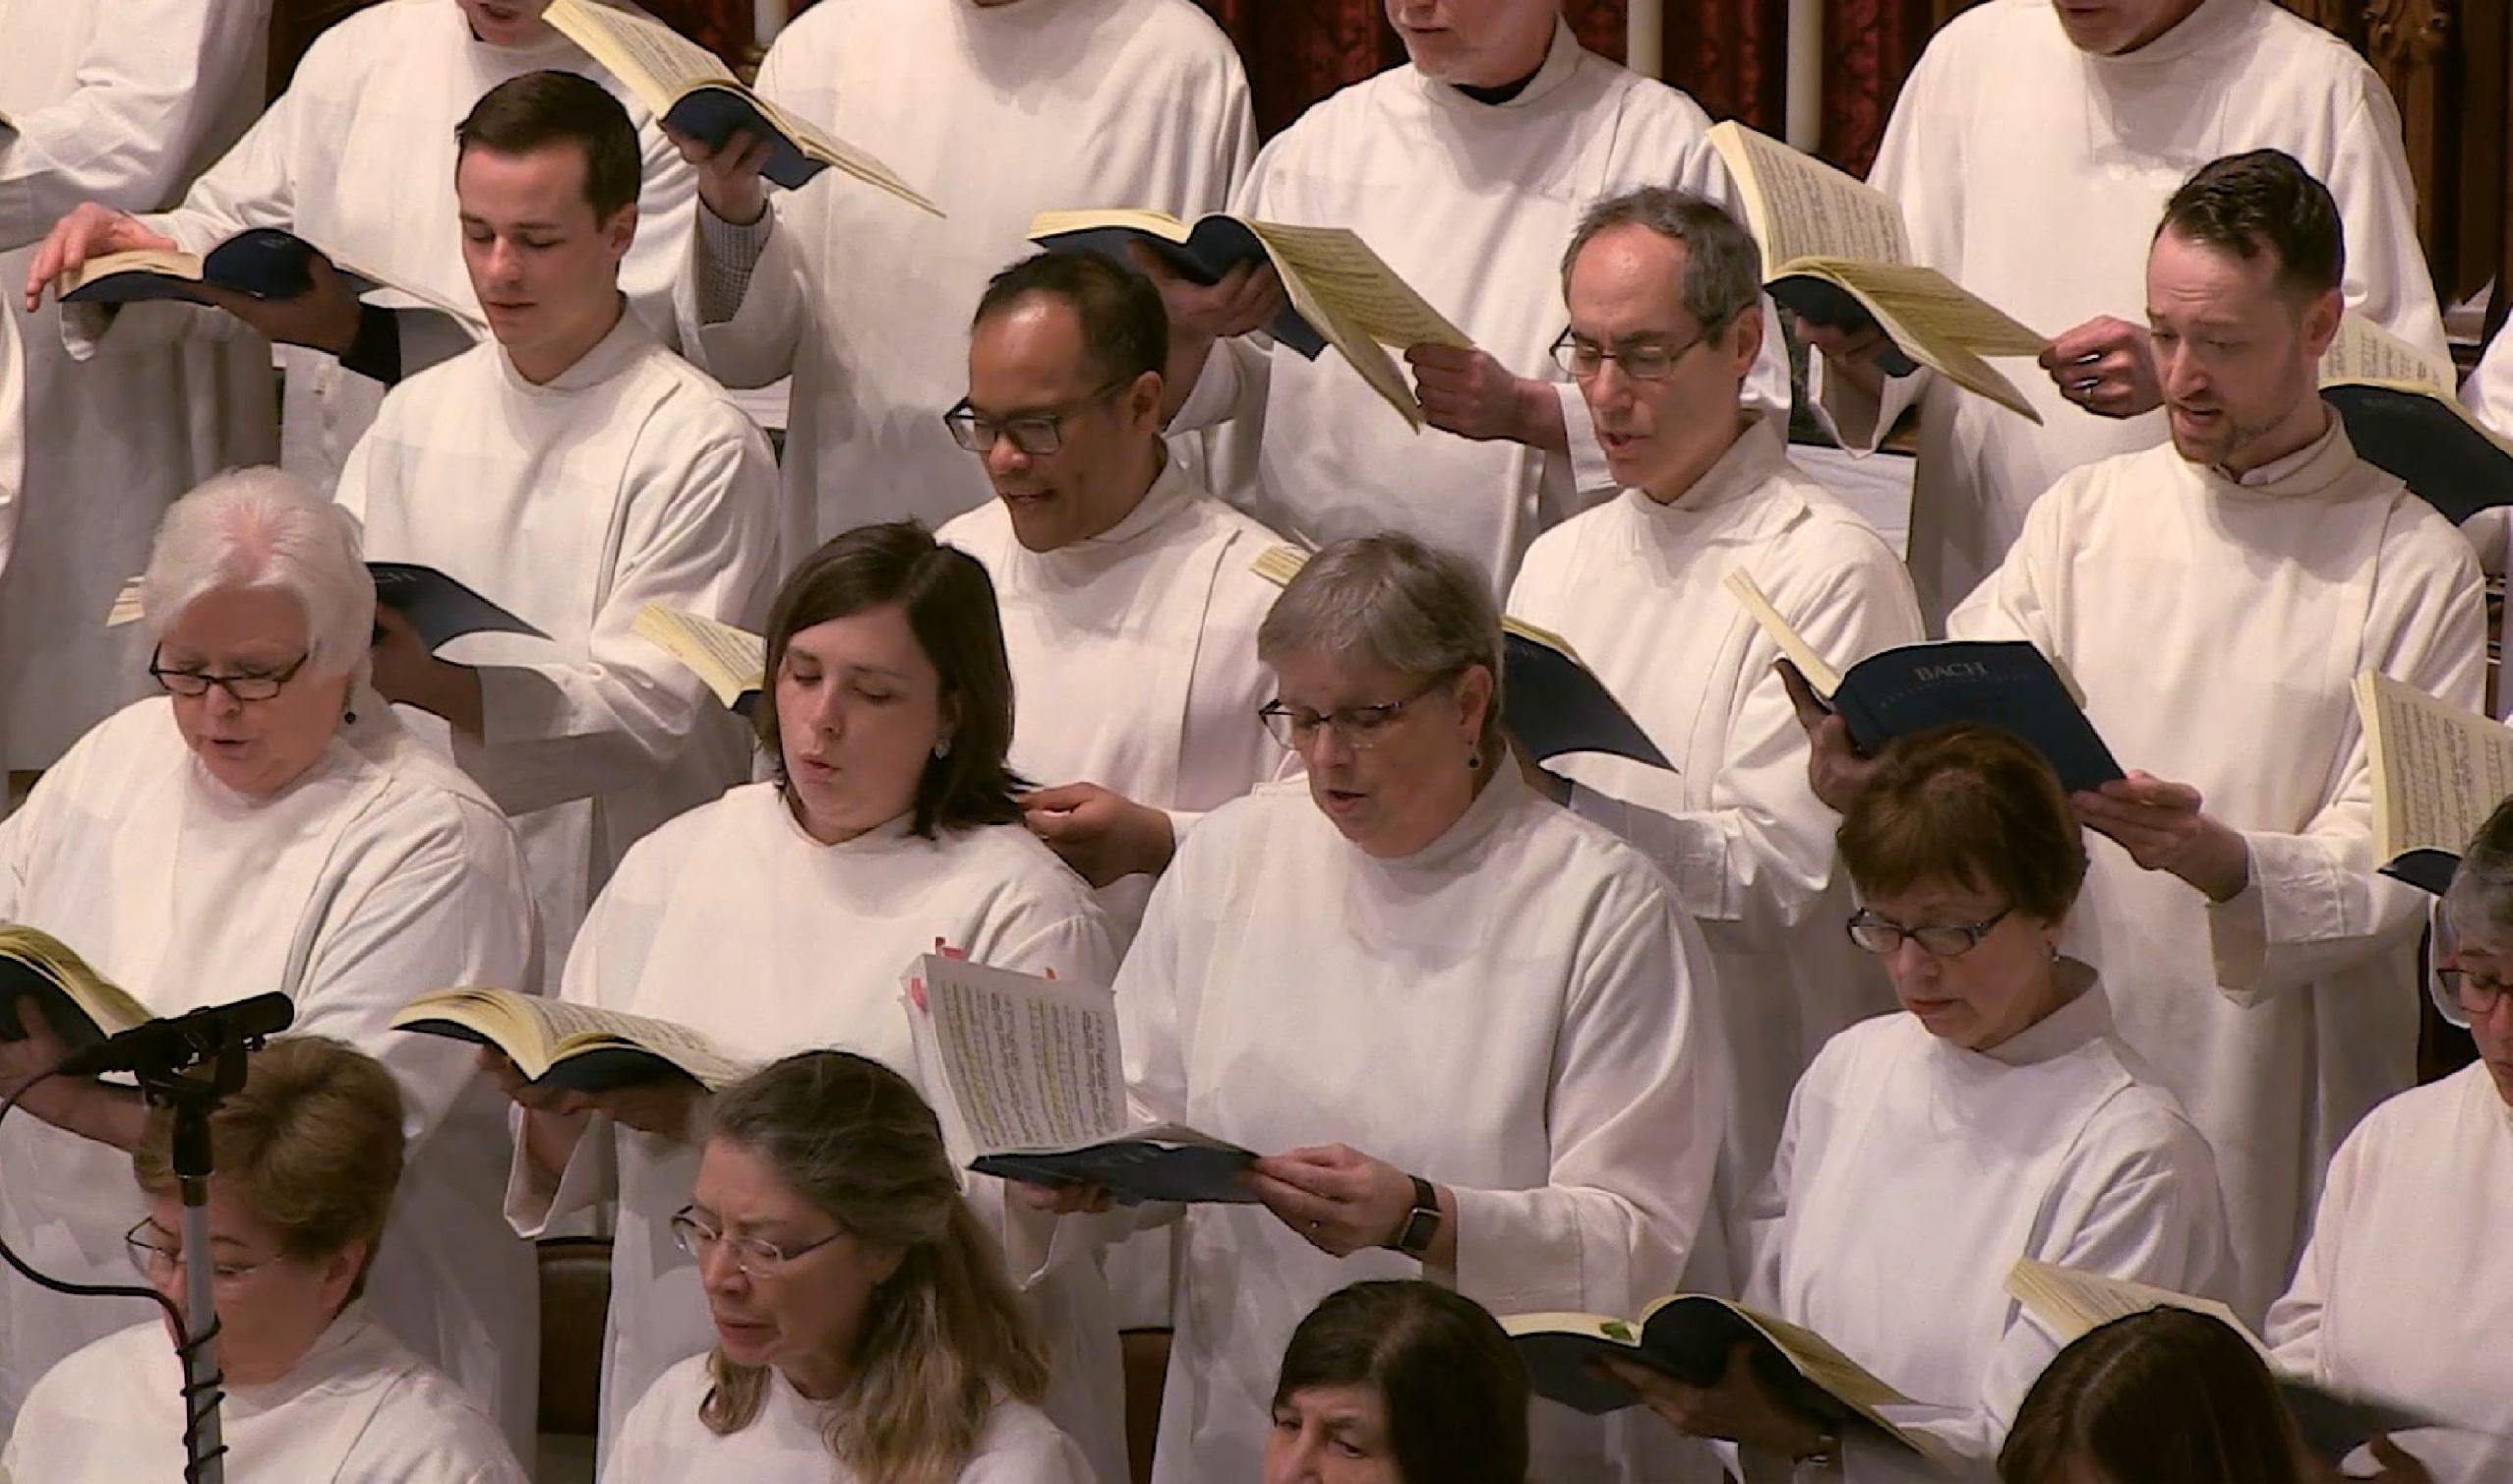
left=972, top=251, right=1169, bottom=387
left=1838, top=725, right=2087, bottom=922
left=2155, top=149, right=2344, bottom=301
left=133, top=1035, right=405, bottom=1300
left=456, top=69, right=642, bottom=220
left=753, top=522, right=1024, bottom=837
left=1273, top=1282, right=1530, bottom=1484
left=1999, top=1308, right=2310, bottom=1484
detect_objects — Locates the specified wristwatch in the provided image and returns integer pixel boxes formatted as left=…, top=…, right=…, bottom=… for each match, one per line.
left=1791, top=1427, right=1845, bottom=1478
left=1385, top=1173, right=1442, bottom=1258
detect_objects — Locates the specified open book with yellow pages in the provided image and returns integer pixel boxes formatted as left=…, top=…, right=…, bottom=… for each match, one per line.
left=1706, top=120, right=2048, bottom=422
left=1028, top=207, right=1470, bottom=430
left=2351, top=669, right=2513, bottom=896
left=2316, top=313, right=2513, bottom=525
left=391, top=985, right=747, bottom=1093
left=56, top=226, right=486, bottom=338
left=0, top=924, right=152, bottom=1055
left=544, top=0, right=939, bottom=212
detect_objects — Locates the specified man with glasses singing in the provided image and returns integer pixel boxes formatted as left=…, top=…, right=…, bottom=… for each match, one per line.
left=1505, top=188, right=1923, bottom=1260
left=937, top=251, right=1284, bottom=925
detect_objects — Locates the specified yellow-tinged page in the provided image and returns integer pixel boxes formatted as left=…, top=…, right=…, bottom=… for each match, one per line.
left=2320, top=312, right=2454, bottom=391
left=1709, top=120, right=1911, bottom=268
left=634, top=604, right=764, bottom=709
left=2353, top=670, right=2513, bottom=866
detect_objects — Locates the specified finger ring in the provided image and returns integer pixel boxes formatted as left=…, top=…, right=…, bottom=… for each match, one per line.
left=2073, top=378, right=2099, bottom=395
left=1308, top=1220, right=1322, bottom=1234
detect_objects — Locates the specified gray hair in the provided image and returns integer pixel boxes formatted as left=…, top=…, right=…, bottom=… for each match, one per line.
left=1560, top=186, right=1765, bottom=334
left=141, top=466, right=375, bottom=682
left=2444, top=796, right=2513, bottom=941
left=1257, top=533, right=1504, bottom=756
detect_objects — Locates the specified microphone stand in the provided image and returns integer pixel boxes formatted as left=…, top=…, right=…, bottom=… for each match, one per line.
left=134, top=1043, right=251, bottom=1484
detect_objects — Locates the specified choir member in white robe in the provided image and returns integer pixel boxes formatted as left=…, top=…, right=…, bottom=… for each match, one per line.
left=1918, top=154, right=2486, bottom=1317
left=676, top=0, right=1254, bottom=556
left=337, top=75, right=778, bottom=988
left=0, top=470, right=539, bottom=1442
left=1616, top=726, right=2234, bottom=1481
left=2261, top=801, right=2513, bottom=1484
left=0, top=1, right=275, bottom=775
left=1157, top=0, right=1788, bottom=594
left=1061, top=533, right=1726, bottom=1484
left=1806, top=0, right=2445, bottom=626
left=2464, top=326, right=2513, bottom=439
left=600, top=1052, right=1094, bottom=1484
left=500, top=524, right=1123, bottom=1474
left=1264, top=1280, right=1536, bottom=1484
left=25, top=0, right=699, bottom=493
left=1509, top=191, right=1920, bottom=1235
left=3, top=1037, right=526, bottom=1484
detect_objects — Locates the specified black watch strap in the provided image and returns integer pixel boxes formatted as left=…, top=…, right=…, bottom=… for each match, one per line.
left=1387, top=1173, right=1441, bottom=1257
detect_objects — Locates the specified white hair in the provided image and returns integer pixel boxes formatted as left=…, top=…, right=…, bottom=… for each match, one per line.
left=140, top=466, right=375, bottom=680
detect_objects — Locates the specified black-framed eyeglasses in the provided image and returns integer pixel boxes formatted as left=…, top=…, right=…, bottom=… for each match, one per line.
left=147, top=645, right=311, bottom=704
left=1551, top=322, right=1724, bottom=382
left=668, top=1204, right=844, bottom=1278
left=1846, top=905, right=2013, bottom=959
left=123, top=1219, right=279, bottom=1287
left=1257, top=672, right=1457, bottom=753
left=943, top=378, right=1131, bottom=457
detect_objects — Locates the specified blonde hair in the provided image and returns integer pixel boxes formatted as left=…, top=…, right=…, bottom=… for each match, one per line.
left=141, top=466, right=376, bottom=683
left=697, top=1052, right=1049, bottom=1484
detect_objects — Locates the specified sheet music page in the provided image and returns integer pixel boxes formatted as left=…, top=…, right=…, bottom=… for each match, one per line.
left=1730, top=1304, right=1915, bottom=1410
left=752, top=96, right=943, bottom=216
left=2319, top=312, right=2453, bottom=391
left=1029, top=208, right=1195, bottom=243
left=2005, top=1258, right=2262, bottom=1353
left=57, top=248, right=204, bottom=297
left=914, top=955, right=1127, bottom=1155
left=514, top=996, right=745, bottom=1088
left=1708, top=121, right=1910, bottom=271
left=2354, top=671, right=2513, bottom=861
left=635, top=605, right=765, bottom=708
left=1244, top=222, right=1470, bottom=350
left=544, top=0, right=735, bottom=95
left=1722, top=569, right=1845, bottom=696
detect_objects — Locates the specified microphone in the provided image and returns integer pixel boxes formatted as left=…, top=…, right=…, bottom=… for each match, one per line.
left=59, top=994, right=296, bottom=1079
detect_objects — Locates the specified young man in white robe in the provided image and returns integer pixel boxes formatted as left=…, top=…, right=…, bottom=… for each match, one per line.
left=1802, top=150, right=2486, bottom=1318
left=1154, top=0, right=1788, bottom=596
left=674, top=0, right=1255, bottom=558
left=1508, top=190, right=1922, bottom=1252
left=337, top=73, right=778, bottom=989
left=0, top=1, right=276, bottom=786
left=1805, top=0, right=2445, bottom=627
left=24, top=0, right=700, bottom=495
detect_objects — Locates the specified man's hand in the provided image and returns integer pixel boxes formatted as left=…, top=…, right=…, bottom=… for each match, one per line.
left=1777, top=659, right=1873, bottom=813
left=24, top=204, right=177, bottom=312
left=666, top=125, right=775, bottom=228
left=2040, top=316, right=2163, bottom=419
left=475, top=1045, right=702, bottom=1140
left=369, top=604, right=485, bottom=736
left=1600, top=1347, right=1828, bottom=1459
left=190, top=254, right=363, bottom=356
left=1127, top=246, right=1283, bottom=420
left=1020, top=781, right=1176, bottom=887
left=1250, top=1144, right=1429, bottom=1261
left=2072, top=770, right=2252, bottom=902
left=1406, top=344, right=1567, bottom=452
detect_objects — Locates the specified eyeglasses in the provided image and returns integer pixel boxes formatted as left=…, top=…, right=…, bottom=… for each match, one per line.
left=943, top=378, right=1130, bottom=457
left=148, top=645, right=311, bottom=704
left=123, top=1221, right=280, bottom=1288
left=1846, top=906, right=2014, bottom=959
left=1551, top=323, right=1723, bottom=382
left=1257, top=673, right=1455, bottom=753
left=669, top=1205, right=844, bottom=1278
left=2435, top=955, right=2513, bottom=1022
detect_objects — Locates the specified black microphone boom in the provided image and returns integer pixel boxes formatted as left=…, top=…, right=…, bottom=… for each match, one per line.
left=59, top=994, right=296, bottom=1079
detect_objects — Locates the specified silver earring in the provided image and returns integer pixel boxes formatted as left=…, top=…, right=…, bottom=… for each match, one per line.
left=933, top=737, right=952, bottom=760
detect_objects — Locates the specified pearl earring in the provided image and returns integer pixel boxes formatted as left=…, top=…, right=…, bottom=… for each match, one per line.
left=933, top=737, right=952, bottom=760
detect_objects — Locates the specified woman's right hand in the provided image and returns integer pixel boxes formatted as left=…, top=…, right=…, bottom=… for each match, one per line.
left=665, top=125, right=775, bottom=228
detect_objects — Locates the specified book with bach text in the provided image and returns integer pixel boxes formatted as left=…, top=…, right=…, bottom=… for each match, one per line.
left=2351, top=670, right=2513, bottom=895
left=1706, top=121, right=2049, bottom=423
left=2316, top=314, right=2513, bottom=526
left=391, top=986, right=747, bottom=1093
left=112, top=564, right=544, bottom=649
left=0, top=925, right=152, bottom=1054
left=1725, top=568, right=2121, bottom=793
left=1029, top=207, right=1471, bottom=430
left=542, top=0, right=939, bottom=211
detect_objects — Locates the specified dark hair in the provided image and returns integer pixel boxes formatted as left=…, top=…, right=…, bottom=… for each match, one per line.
left=1271, top=1281, right=1530, bottom=1484
left=754, top=521, right=1024, bottom=836
left=971, top=251, right=1169, bottom=388
left=2155, top=149, right=2344, bottom=300
left=1560, top=186, right=1765, bottom=332
left=2442, top=793, right=2513, bottom=938
left=1838, top=724, right=2088, bottom=923
left=1999, top=1308, right=2310, bottom=1484
left=455, top=70, right=642, bottom=221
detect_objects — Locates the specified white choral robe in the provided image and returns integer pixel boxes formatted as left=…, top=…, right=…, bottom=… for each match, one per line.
left=3, top=1305, right=525, bottom=1483
left=1173, top=17, right=1789, bottom=595
left=113, top=0, right=700, bottom=492
left=504, top=783, right=1125, bottom=1476
left=605, top=1356, right=1093, bottom=1484
left=1507, top=415, right=1922, bottom=1256
left=2464, top=329, right=2513, bottom=440
left=1736, top=976, right=2235, bottom=1481
left=2266, top=1064, right=2513, bottom=1483
left=0, top=2, right=276, bottom=770
left=336, top=309, right=779, bottom=990
left=1825, top=0, right=2446, bottom=626
left=1947, top=419, right=2486, bottom=1315
left=682, top=0, right=1253, bottom=555
left=1121, top=767, right=1728, bottom=1484
left=0, top=697, right=540, bottom=1443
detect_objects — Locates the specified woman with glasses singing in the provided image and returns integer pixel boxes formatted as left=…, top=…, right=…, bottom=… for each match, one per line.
left=1613, top=724, right=2234, bottom=1480
left=497, top=521, right=1123, bottom=1471
left=4, top=1036, right=524, bottom=1482
left=1046, top=531, right=1723, bottom=1483
left=2260, top=796, right=2513, bottom=1483
left=606, top=1049, right=1092, bottom=1481
left=0, top=468, right=537, bottom=1440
